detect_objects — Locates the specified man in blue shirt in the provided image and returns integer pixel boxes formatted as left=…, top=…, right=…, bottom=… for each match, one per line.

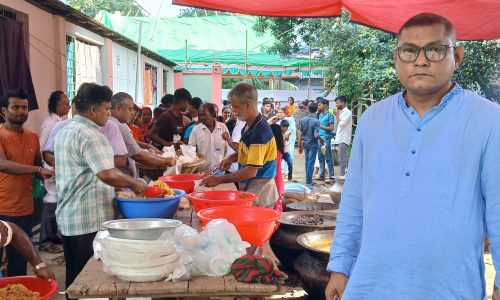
left=326, top=13, right=500, bottom=300
left=317, top=98, right=335, bottom=180
left=298, top=103, right=321, bottom=185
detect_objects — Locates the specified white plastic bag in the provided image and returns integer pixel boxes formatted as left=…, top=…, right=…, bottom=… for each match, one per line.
left=162, top=146, right=182, bottom=175
left=178, top=145, right=197, bottom=164
left=171, top=220, right=248, bottom=279
left=97, top=235, right=179, bottom=282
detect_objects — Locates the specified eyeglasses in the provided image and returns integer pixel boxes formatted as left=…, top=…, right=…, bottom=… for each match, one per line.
left=395, top=45, right=456, bottom=62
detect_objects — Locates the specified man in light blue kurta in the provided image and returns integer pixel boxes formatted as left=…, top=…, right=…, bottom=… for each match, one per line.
left=326, top=13, right=500, bottom=300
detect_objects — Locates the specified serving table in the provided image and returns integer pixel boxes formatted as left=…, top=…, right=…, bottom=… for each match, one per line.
left=67, top=208, right=292, bottom=299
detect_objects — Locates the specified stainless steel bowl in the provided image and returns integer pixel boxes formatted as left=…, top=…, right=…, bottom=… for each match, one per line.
left=102, top=218, right=182, bottom=240
left=296, top=230, right=334, bottom=261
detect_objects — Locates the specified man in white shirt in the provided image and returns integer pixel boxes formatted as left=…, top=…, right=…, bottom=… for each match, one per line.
left=223, top=119, right=246, bottom=173
left=189, top=103, right=229, bottom=173
left=38, top=91, right=70, bottom=253
left=333, top=95, right=353, bottom=176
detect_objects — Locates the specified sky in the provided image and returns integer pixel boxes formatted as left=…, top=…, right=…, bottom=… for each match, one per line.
left=134, top=0, right=187, bottom=17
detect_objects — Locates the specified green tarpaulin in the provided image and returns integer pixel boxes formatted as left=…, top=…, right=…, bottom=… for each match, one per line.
left=98, top=12, right=323, bottom=68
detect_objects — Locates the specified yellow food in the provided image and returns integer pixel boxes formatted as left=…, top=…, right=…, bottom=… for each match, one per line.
left=153, top=180, right=176, bottom=197
left=116, top=181, right=175, bottom=199
left=0, top=283, right=40, bottom=299
left=309, top=239, right=332, bottom=252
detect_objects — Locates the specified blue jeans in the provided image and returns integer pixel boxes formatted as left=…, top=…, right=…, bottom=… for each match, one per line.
left=318, top=139, right=334, bottom=178
left=304, top=147, right=319, bottom=184
left=282, top=152, right=293, bottom=179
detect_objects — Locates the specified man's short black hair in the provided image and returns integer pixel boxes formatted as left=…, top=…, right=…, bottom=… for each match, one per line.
left=153, top=106, right=165, bottom=118
left=308, top=103, right=318, bottom=113
left=320, top=99, right=330, bottom=106
left=397, top=13, right=456, bottom=43
left=280, top=119, right=290, bottom=128
left=191, top=97, right=203, bottom=110
left=334, top=95, right=349, bottom=104
left=263, top=99, right=272, bottom=106
left=200, top=103, right=217, bottom=118
left=1, top=89, right=28, bottom=109
left=48, top=91, right=65, bottom=114
left=173, top=88, right=192, bottom=104
left=74, top=83, right=113, bottom=113
left=160, top=94, right=174, bottom=107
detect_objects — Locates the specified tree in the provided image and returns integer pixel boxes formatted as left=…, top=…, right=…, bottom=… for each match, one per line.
left=253, top=12, right=499, bottom=103
left=177, top=8, right=231, bottom=18
left=67, top=0, right=145, bottom=18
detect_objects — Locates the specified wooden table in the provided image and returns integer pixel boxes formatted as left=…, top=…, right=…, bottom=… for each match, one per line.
left=67, top=208, right=291, bottom=299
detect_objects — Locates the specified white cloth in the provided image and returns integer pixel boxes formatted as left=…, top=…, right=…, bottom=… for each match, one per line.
left=75, top=40, right=102, bottom=88
left=227, top=120, right=246, bottom=173
left=334, top=107, right=353, bottom=145
left=188, top=122, right=229, bottom=173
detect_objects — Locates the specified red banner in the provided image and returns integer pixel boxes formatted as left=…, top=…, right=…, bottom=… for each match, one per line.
left=173, top=0, right=500, bottom=40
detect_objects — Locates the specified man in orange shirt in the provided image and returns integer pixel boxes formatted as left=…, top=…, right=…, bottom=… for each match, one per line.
left=0, top=89, right=54, bottom=277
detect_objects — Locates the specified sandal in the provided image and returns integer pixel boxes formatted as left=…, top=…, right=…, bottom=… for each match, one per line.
left=41, top=244, right=63, bottom=254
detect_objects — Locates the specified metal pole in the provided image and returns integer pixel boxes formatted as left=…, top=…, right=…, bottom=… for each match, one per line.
left=135, top=21, right=143, bottom=104
left=185, top=39, right=188, bottom=68
left=307, top=44, right=312, bottom=100
left=245, top=29, right=248, bottom=80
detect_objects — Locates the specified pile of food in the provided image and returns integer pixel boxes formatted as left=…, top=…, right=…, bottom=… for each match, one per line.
left=0, top=284, right=40, bottom=299
left=117, top=180, right=176, bottom=199
left=291, top=214, right=324, bottom=225
left=310, top=239, right=332, bottom=252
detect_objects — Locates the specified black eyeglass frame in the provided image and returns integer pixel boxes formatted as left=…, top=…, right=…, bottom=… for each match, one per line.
left=395, top=44, right=457, bottom=62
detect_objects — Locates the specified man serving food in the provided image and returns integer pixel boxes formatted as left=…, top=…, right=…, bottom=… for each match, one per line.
left=201, top=83, right=278, bottom=208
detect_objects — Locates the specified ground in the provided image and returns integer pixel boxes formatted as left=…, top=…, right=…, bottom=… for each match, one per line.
left=29, top=149, right=496, bottom=299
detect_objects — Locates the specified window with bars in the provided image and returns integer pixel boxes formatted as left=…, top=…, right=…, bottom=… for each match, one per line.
left=66, top=35, right=76, bottom=100
left=0, top=6, right=17, bottom=20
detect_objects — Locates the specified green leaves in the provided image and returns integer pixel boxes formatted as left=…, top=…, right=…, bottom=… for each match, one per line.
left=253, top=13, right=499, bottom=103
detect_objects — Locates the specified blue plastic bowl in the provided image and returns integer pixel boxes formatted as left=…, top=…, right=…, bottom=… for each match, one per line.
left=115, top=189, right=185, bottom=219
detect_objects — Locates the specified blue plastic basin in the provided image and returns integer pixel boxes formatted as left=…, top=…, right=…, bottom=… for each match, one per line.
left=115, top=189, right=185, bottom=219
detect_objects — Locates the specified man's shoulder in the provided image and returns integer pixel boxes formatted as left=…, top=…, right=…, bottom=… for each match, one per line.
left=103, top=119, right=119, bottom=131
left=22, top=127, right=39, bottom=139
left=461, top=89, right=500, bottom=111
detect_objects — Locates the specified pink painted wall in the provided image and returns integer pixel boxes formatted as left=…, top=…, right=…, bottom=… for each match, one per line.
left=174, top=72, right=183, bottom=91
left=211, top=65, right=222, bottom=109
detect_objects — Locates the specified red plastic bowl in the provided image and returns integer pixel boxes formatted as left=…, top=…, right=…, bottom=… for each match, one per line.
left=158, top=174, right=204, bottom=194
left=188, top=191, right=256, bottom=213
left=0, top=276, right=58, bottom=300
left=197, top=206, right=281, bottom=246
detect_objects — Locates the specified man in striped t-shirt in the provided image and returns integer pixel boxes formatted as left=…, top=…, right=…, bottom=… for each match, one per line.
left=201, top=83, right=278, bottom=208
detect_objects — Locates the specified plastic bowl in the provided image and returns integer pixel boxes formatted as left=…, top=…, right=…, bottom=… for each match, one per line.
left=158, top=174, right=204, bottom=194
left=115, top=189, right=185, bottom=219
left=188, top=191, right=256, bottom=213
left=197, top=206, right=281, bottom=246
left=0, top=276, right=58, bottom=300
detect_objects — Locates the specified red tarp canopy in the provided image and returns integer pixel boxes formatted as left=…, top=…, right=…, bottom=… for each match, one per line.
left=172, top=0, right=500, bottom=40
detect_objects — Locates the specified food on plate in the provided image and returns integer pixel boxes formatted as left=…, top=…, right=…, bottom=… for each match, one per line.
left=310, top=239, right=332, bottom=252
left=291, top=214, right=324, bottom=225
left=0, top=283, right=40, bottom=299
left=116, top=180, right=176, bottom=199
